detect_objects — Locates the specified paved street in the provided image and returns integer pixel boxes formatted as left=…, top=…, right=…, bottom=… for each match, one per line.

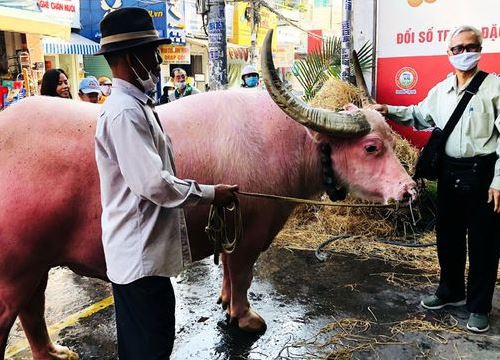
left=7, top=246, right=500, bottom=359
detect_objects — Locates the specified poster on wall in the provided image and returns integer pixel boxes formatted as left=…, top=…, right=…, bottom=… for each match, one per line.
left=80, top=0, right=166, bottom=42
left=376, top=0, right=500, bottom=106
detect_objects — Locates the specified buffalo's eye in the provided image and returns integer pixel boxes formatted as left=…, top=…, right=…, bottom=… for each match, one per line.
left=365, top=144, right=378, bottom=153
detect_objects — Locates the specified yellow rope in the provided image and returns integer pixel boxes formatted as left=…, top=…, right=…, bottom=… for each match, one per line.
left=237, top=190, right=396, bottom=208
left=205, top=191, right=399, bottom=265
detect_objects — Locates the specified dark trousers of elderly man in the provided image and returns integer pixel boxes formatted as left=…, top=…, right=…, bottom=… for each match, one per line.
left=435, top=154, right=499, bottom=315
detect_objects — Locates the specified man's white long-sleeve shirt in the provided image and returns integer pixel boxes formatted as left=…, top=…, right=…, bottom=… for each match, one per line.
left=387, top=70, right=500, bottom=189
left=95, top=78, right=214, bottom=284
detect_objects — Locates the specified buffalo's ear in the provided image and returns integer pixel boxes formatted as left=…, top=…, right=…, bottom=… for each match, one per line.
left=343, top=103, right=359, bottom=113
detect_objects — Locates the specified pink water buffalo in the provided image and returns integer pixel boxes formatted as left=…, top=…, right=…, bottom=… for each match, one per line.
left=0, top=34, right=416, bottom=359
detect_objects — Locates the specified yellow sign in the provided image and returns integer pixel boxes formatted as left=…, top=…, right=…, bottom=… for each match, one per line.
left=160, top=45, right=191, bottom=64
left=230, top=3, right=277, bottom=47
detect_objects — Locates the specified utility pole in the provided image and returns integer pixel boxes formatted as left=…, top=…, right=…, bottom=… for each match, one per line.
left=340, top=0, right=352, bottom=81
left=248, top=0, right=259, bottom=66
left=207, top=0, right=228, bottom=90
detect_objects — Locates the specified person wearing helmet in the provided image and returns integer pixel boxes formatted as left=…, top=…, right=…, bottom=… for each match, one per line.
left=241, top=64, right=260, bottom=88
left=98, top=76, right=112, bottom=104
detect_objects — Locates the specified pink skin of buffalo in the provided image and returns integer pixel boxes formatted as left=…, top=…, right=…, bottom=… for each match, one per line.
left=0, top=90, right=416, bottom=359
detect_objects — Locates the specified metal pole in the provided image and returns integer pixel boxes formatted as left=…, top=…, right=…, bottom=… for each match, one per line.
left=249, top=0, right=258, bottom=66
left=207, top=0, right=228, bottom=90
left=340, top=0, right=352, bottom=81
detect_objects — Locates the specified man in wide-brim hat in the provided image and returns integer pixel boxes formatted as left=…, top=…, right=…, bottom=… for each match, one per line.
left=94, top=7, right=238, bottom=359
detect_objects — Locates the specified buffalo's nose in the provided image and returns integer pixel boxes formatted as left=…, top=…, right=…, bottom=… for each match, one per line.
left=406, top=185, right=418, bottom=201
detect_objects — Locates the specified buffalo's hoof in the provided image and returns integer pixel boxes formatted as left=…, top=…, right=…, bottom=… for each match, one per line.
left=217, top=295, right=230, bottom=310
left=237, top=308, right=267, bottom=333
left=47, top=344, right=79, bottom=360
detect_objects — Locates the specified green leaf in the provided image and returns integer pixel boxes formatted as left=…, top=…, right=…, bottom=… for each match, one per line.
left=293, top=37, right=373, bottom=101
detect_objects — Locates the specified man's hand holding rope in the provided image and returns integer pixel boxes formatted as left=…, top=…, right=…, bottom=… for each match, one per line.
left=213, top=184, right=239, bottom=206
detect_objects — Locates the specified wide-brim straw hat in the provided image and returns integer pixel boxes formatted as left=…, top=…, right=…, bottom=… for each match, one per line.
left=95, top=7, right=171, bottom=55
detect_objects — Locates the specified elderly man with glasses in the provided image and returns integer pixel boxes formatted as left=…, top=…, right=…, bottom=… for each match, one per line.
left=371, top=25, right=500, bottom=333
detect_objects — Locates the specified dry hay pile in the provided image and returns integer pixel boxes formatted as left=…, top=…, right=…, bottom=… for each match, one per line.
left=274, top=78, right=440, bottom=282
left=309, top=78, right=364, bottom=110
left=275, top=314, right=466, bottom=359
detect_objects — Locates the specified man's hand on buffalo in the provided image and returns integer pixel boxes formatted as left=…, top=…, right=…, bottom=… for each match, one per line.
left=488, top=187, right=500, bottom=213
left=213, top=184, right=239, bottom=207
left=368, top=103, right=389, bottom=116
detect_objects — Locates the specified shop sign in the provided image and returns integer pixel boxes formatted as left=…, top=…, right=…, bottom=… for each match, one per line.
left=166, top=0, right=186, bottom=45
left=80, top=0, right=166, bottom=42
left=273, top=45, right=295, bottom=68
left=37, top=0, right=80, bottom=29
left=376, top=0, right=500, bottom=106
left=160, top=45, right=191, bottom=64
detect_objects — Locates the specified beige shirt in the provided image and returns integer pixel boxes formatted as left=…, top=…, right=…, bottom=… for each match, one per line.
left=95, top=78, right=214, bottom=284
left=387, top=71, right=500, bottom=189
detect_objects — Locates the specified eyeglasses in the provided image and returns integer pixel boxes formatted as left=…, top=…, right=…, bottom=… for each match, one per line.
left=449, top=43, right=481, bottom=55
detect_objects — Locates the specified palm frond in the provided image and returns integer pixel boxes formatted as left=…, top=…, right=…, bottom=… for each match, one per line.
left=293, top=38, right=373, bottom=101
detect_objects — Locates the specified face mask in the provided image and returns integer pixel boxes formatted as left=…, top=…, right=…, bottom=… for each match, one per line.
left=175, top=81, right=186, bottom=90
left=100, top=85, right=111, bottom=96
left=244, top=75, right=259, bottom=88
left=129, top=54, right=160, bottom=95
left=449, top=52, right=481, bottom=71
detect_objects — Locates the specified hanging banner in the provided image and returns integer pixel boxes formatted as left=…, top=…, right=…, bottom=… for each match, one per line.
left=376, top=0, right=500, bottom=106
left=166, top=0, right=186, bottom=45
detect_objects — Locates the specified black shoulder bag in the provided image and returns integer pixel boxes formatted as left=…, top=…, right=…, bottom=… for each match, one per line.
left=414, top=71, right=488, bottom=180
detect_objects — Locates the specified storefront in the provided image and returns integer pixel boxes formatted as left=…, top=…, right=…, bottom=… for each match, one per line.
left=0, top=1, right=70, bottom=109
left=42, top=32, right=100, bottom=99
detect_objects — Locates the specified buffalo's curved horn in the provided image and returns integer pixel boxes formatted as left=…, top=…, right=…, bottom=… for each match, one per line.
left=352, top=49, right=375, bottom=107
left=261, top=30, right=370, bottom=137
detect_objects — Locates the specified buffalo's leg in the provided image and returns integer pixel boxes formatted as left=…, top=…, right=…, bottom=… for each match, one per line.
left=226, top=249, right=266, bottom=333
left=0, top=274, right=47, bottom=359
left=18, top=272, right=79, bottom=360
left=0, top=294, right=20, bottom=359
left=218, top=254, right=231, bottom=310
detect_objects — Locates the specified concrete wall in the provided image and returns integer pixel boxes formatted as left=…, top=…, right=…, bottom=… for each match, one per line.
left=352, top=0, right=376, bottom=95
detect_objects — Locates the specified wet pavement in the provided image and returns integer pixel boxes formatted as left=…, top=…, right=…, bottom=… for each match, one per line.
left=6, top=246, right=500, bottom=359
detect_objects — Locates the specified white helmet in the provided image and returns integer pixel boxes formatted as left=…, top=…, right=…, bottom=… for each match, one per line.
left=241, top=64, right=258, bottom=78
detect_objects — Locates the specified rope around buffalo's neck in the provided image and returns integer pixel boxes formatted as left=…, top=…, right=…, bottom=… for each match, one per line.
left=205, top=190, right=402, bottom=264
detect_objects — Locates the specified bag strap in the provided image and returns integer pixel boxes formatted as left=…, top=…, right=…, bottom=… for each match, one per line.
left=442, top=70, right=488, bottom=139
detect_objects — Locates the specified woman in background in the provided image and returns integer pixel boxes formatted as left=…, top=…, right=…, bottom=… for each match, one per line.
left=40, top=68, right=72, bottom=98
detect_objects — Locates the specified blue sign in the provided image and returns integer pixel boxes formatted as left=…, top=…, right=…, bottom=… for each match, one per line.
left=80, top=0, right=167, bottom=43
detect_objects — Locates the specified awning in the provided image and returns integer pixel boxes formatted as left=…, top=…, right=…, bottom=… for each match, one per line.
left=0, top=6, right=70, bottom=40
left=43, top=33, right=101, bottom=55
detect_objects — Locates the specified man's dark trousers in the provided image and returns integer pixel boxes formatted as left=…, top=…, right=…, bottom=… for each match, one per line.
left=435, top=155, right=500, bottom=313
left=112, top=276, right=175, bottom=359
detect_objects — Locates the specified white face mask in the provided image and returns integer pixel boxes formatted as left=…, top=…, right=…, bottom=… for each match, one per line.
left=449, top=52, right=481, bottom=71
left=175, top=81, right=186, bottom=90
left=129, top=54, right=160, bottom=95
left=100, top=85, right=111, bottom=96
